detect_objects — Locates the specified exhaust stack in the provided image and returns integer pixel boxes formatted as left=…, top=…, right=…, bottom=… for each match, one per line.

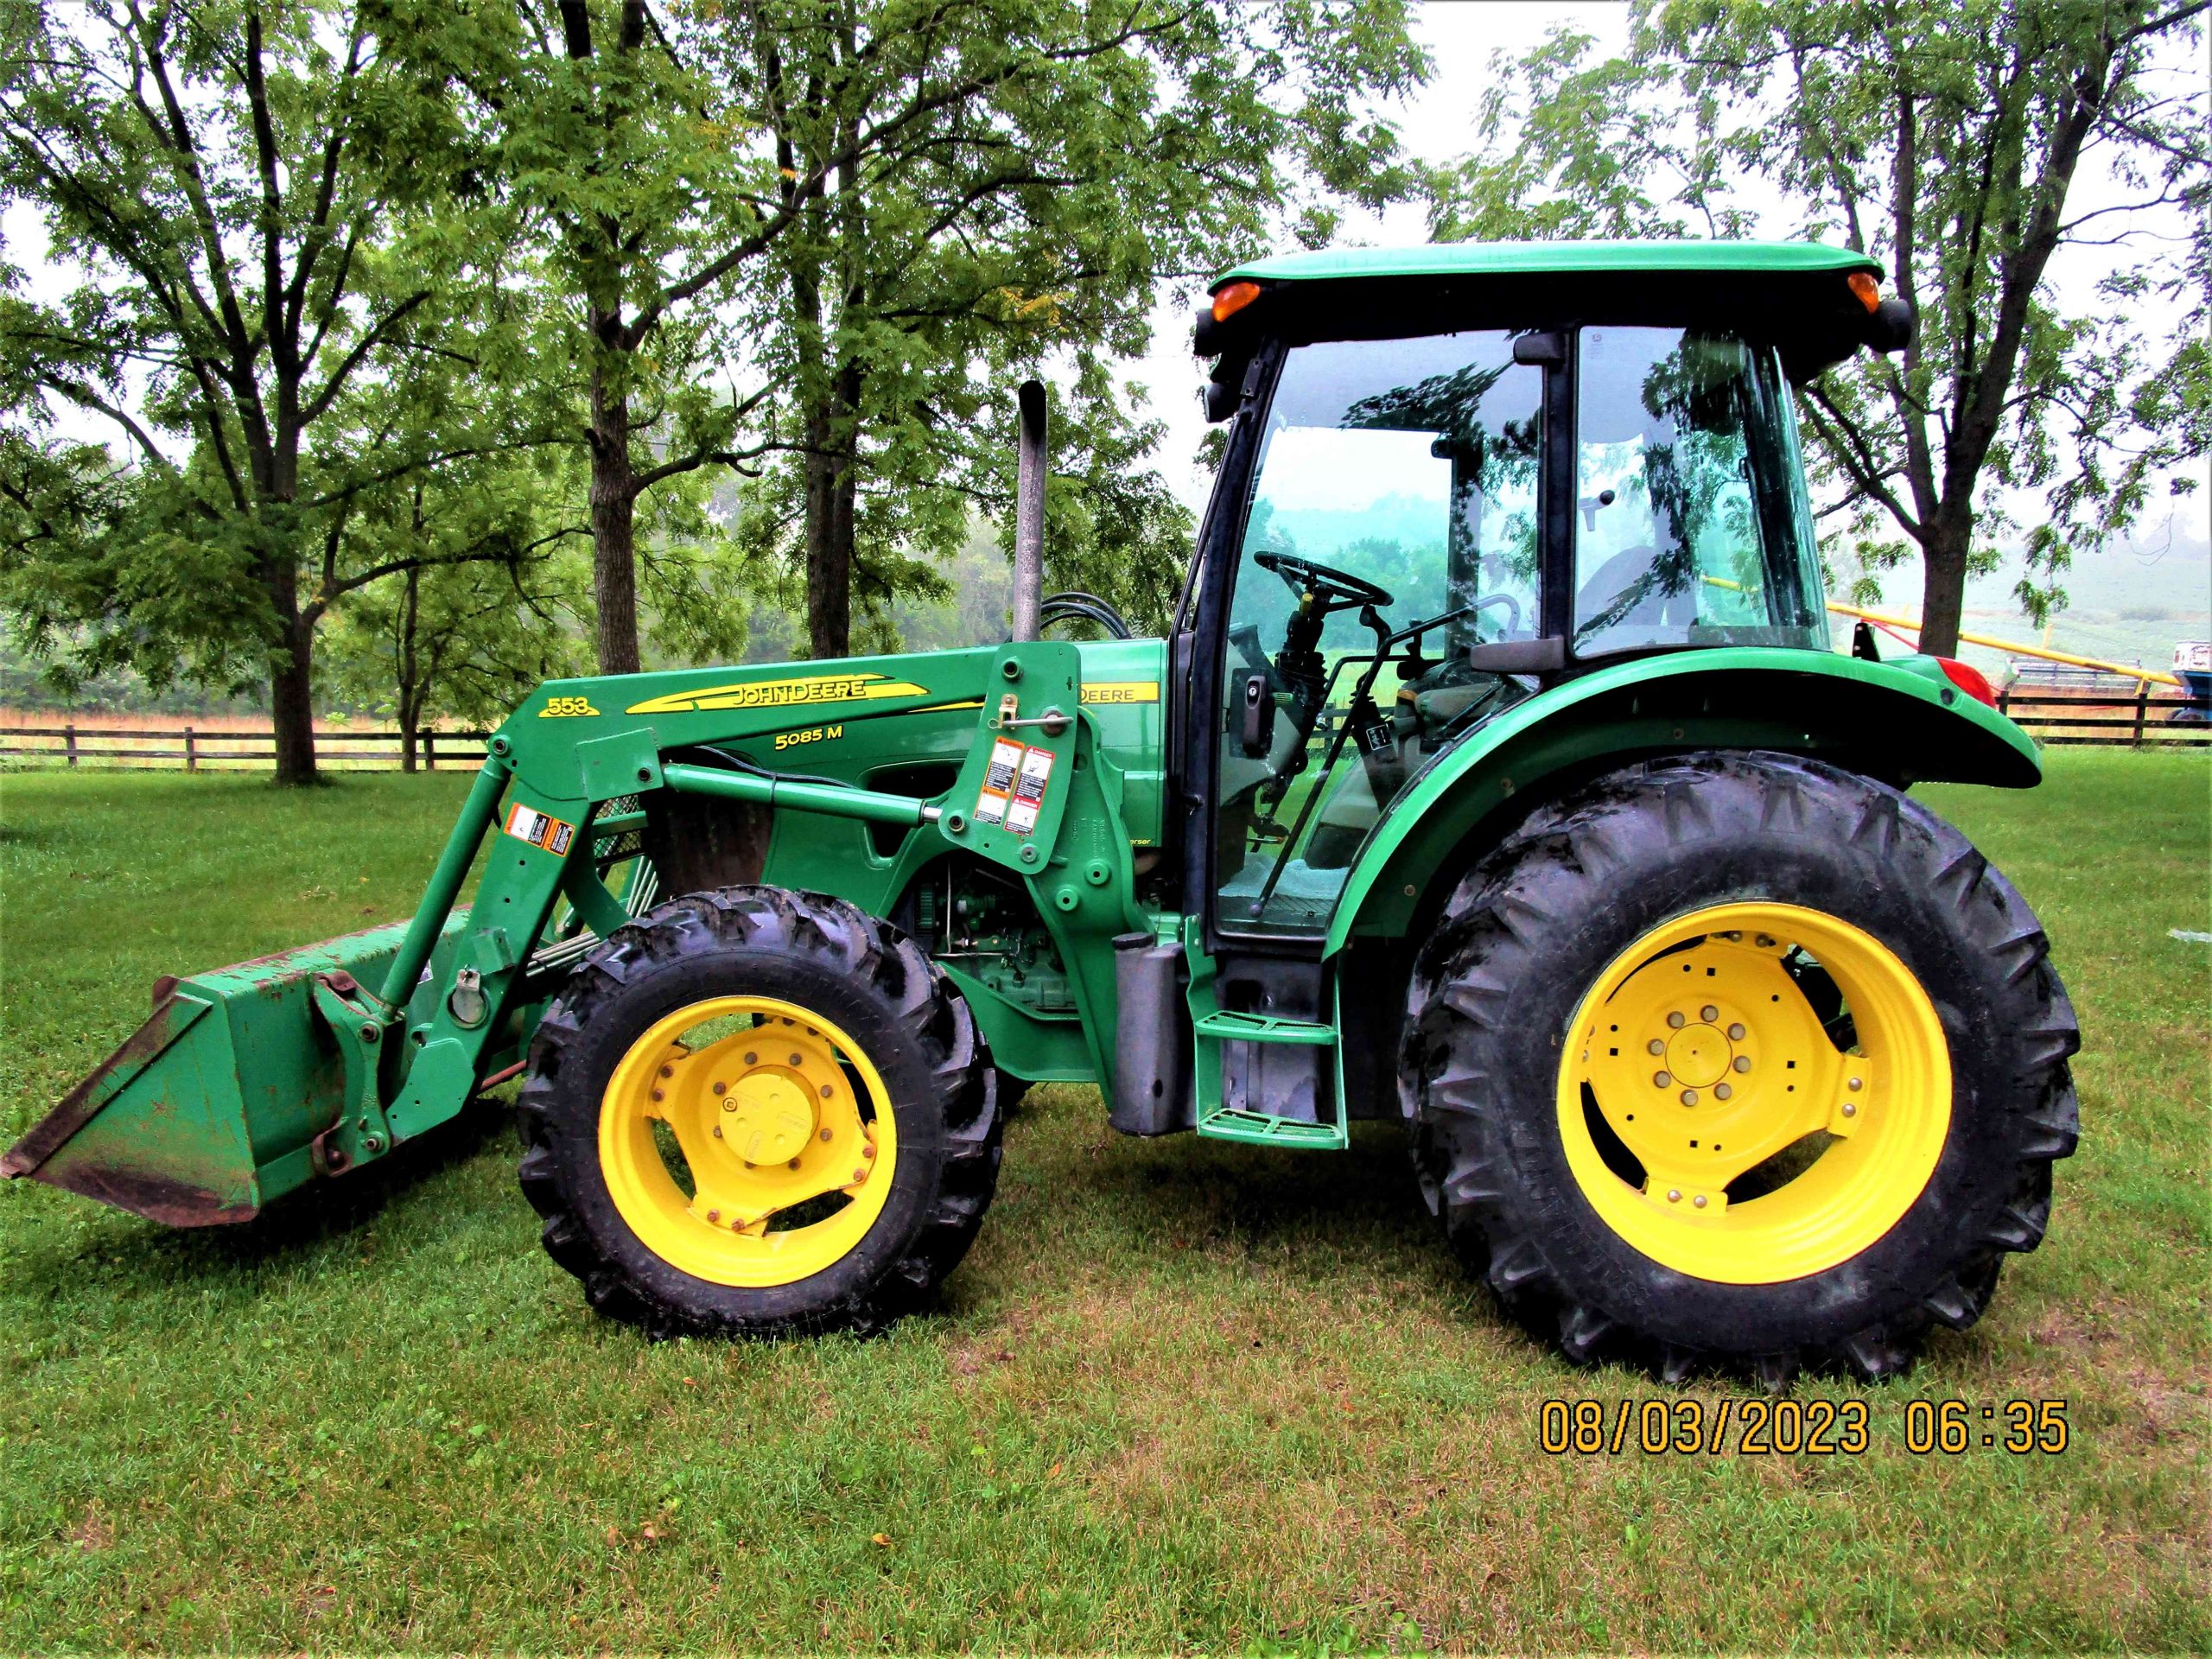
left=1010, top=378, right=1047, bottom=641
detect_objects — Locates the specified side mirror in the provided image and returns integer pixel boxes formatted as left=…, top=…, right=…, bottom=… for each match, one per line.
left=1867, top=296, right=1916, bottom=353
left=1236, top=670, right=1277, bottom=758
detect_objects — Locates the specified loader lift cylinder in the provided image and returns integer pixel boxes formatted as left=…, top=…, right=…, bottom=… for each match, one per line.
left=378, top=754, right=512, bottom=1011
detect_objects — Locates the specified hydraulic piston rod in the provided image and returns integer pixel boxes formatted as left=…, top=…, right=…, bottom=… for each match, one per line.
left=660, top=762, right=943, bottom=828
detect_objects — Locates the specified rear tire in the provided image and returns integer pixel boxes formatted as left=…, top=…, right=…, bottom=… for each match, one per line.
left=519, top=886, right=1001, bottom=1338
left=1400, top=752, right=2079, bottom=1383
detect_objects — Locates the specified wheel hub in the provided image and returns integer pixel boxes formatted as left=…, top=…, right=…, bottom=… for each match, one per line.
left=1663, top=1021, right=1732, bottom=1089
left=725, top=1071, right=817, bottom=1166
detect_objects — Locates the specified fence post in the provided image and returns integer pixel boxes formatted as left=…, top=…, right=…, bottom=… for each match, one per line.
left=2133, top=682, right=2149, bottom=748
left=423, top=729, right=436, bottom=772
left=65, top=722, right=77, bottom=768
left=184, top=726, right=196, bottom=772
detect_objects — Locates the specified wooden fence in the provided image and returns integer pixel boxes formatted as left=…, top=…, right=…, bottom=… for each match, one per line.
left=0, top=723, right=491, bottom=770
left=1, top=689, right=2202, bottom=772
left=1995, top=688, right=2209, bottom=747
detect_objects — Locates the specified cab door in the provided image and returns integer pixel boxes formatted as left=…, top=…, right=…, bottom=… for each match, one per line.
left=1201, top=329, right=1546, bottom=940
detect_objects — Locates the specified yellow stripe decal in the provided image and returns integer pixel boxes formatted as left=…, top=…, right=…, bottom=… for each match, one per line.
left=626, top=673, right=931, bottom=717
left=1079, top=681, right=1160, bottom=705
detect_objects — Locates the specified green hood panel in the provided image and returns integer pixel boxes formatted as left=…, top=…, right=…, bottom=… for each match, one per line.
left=1322, top=648, right=2040, bottom=953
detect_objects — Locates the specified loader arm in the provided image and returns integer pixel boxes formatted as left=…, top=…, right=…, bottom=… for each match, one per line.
left=5, top=642, right=1154, bottom=1224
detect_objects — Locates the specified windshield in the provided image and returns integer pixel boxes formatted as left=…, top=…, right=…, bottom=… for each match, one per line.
left=1573, top=327, right=1827, bottom=656
left=1214, top=331, right=1543, bottom=932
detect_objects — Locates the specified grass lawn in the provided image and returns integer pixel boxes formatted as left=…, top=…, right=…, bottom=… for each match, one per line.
left=1, top=753, right=2205, bottom=1651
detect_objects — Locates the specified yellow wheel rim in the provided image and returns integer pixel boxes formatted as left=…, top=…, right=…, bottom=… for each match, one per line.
left=599, top=995, right=899, bottom=1287
left=1557, top=902, right=1950, bottom=1284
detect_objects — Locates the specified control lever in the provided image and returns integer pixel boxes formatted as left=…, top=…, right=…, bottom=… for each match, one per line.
left=1000, top=707, right=1071, bottom=736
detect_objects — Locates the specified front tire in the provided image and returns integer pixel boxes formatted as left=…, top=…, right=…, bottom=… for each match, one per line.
left=1401, top=752, right=2079, bottom=1383
left=519, top=886, right=1001, bottom=1338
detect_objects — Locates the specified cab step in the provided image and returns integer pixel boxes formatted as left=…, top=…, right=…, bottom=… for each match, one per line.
left=1190, top=1009, right=1336, bottom=1045
left=1194, top=1107, right=1348, bottom=1149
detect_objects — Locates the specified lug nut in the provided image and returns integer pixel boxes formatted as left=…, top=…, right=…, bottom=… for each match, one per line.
left=862, top=1144, right=876, bottom=1160
left=1726, top=1023, right=1745, bottom=1040
left=820, top=1084, right=833, bottom=1099
left=1714, top=1084, right=1732, bottom=1101
left=713, top=1125, right=723, bottom=1138
left=1667, top=1188, right=1682, bottom=1203
left=708, top=1209, right=721, bottom=1223
left=659, top=1064, right=673, bottom=1079
left=1755, top=934, right=1776, bottom=948
left=1667, top=1011, right=1686, bottom=1029
left=1647, top=1039, right=1665, bottom=1055
left=1847, top=1077, right=1864, bottom=1091
left=1681, top=1089, right=1698, bottom=1106
left=713, top=1080, right=727, bottom=1095
left=788, top=1159, right=802, bottom=1170
left=853, top=1168, right=868, bottom=1183
left=1653, top=1071, right=1672, bottom=1088
left=744, top=1052, right=757, bottom=1065
left=1733, top=1056, right=1751, bottom=1073
left=1841, top=1102, right=1858, bottom=1118
left=651, top=1089, right=664, bottom=1103
left=1700, top=1005, right=1719, bottom=1023
left=818, top=1127, right=833, bottom=1141
left=789, top=1053, right=803, bottom=1067
left=1693, top=1194, right=1708, bottom=1209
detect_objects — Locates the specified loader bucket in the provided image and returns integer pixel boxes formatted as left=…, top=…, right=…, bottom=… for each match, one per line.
left=3, top=913, right=471, bottom=1226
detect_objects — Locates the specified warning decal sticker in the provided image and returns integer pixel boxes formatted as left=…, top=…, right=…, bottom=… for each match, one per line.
left=974, top=738, right=1026, bottom=827
left=1007, top=745, right=1056, bottom=836
left=504, top=802, right=577, bottom=856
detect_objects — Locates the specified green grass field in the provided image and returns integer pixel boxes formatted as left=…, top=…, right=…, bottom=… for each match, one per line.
left=1, top=753, right=2205, bottom=1652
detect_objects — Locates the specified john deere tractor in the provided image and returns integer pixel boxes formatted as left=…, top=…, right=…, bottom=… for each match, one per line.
left=6, top=243, right=2080, bottom=1382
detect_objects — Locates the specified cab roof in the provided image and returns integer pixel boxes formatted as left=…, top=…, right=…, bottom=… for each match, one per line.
left=1211, top=239, right=1880, bottom=292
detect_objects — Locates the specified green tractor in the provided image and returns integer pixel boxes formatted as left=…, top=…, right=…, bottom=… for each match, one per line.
left=6, top=243, right=2079, bottom=1382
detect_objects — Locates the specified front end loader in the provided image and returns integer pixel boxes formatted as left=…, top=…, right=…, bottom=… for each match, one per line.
left=8, top=242, right=2079, bottom=1382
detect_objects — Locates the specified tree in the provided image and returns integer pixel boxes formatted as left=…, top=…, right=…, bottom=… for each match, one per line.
left=319, top=452, right=591, bottom=767
left=0, top=0, right=532, bottom=780
left=1428, top=0, right=2211, bottom=655
left=454, top=0, right=779, bottom=676
left=711, top=0, right=1426, bottom=656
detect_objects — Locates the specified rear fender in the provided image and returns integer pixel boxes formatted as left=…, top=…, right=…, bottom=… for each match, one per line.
left=1324, top=649, right=2039, bottom=952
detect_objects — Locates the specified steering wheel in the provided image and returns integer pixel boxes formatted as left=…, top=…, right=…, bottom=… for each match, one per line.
left=1253, top=550, right=1394, bottom=613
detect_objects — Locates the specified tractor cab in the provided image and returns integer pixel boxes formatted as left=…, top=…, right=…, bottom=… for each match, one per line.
left=1179, top=243, right=1911, bottom=940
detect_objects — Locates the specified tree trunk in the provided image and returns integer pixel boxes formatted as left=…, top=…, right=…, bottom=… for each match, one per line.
left=1917, top=509, right=1972, bottom=658
left=270, top=615, right=319, bottom=785
left=398, top=563, right=421, bottom=774
left=588, top=346, right=642, bottom=675
left=804, top=440, right=850, bottom=658
left=816, top=358, right=862, bottom=659
left=265, top=545, right=320, bottom=785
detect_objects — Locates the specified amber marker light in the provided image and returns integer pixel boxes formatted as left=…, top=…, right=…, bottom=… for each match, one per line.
left=1847, top=271, right=1883, bottom=312
left=1211, top=281, right=1263, bottom=323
